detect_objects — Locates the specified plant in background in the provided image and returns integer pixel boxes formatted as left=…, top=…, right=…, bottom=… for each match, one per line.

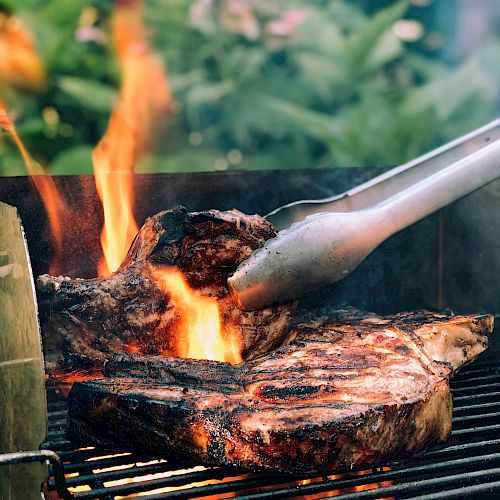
left=0, top=0, right=499, bottom=175
left=0, top=0, right=118, bottom=175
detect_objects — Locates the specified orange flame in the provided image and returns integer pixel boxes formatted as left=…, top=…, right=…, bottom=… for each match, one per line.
left=94, top=0, right=171, bottom=276
left=61, top=456, right=393, bottom=498
left=153, top=267, right=242, bottom=364
left=0, top=106, right=67, bottom=273
left=93, top=120, right=139, bottom=276
left=0, top=13, right=46, bottom=89
left=297, top=468, right=393, bottom=499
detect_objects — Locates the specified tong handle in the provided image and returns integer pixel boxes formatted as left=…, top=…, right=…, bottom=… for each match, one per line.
left=267, top=118, right=500, bottom=230
left=229, top=136, right=500, bottom=310
left=375, top=137, right=500, bottom=237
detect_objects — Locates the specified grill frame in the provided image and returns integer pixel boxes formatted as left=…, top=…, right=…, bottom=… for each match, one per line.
left=39, top=354, right=500, bottom=500
left=1, top=170, right=499, bottom=498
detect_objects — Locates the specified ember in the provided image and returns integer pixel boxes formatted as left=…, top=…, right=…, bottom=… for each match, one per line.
left=295, top=468, right=393, bottom=499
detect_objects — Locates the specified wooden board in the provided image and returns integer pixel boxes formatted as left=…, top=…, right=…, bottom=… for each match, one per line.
left=0, top=201, right=48, bottom=500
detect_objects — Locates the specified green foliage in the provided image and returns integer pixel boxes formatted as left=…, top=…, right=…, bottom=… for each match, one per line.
left=0, top=0, right=499, bottom=175
left=57, top=76, right=117, bottom=112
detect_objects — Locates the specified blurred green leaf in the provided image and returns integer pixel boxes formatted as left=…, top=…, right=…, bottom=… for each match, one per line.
left=344, top=0, right=409, bottom=75
left=405, top=52, right=498, bottom=122
left=169, top=70, right=206, bottom=94
left=138, top=148, right=220, bottom=173
left=15, top=117, right=46, bottom=137
left=294, top=52, right=346, bottom=101
left=50, top=145, right=93, bottom=175
left=39, top=0, right=87, bottom=24
left=264, top=97, right=352, bottom=153
left=57, top=77, right=117, bottom=112
left=186, top=80, right=235, bottom=107
left=364, top=29, right=403, bottom=73
left=0, top=147, right=28, bottom=176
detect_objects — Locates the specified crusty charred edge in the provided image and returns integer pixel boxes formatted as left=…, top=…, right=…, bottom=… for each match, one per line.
left=67, top=382, right=203, bottom=467
left=104, top=352, right=243, bottom=392
left=124, top=206, right=278, bottom=270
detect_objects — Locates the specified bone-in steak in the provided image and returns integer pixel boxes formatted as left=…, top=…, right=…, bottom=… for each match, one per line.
left=67, top=307, right=493, bottom=474
left=37, top=207, right=294, bottom=372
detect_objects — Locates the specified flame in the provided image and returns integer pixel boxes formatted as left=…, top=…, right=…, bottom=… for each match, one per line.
left=94, top=0, right=171, bottom=276
left=0, top=13, right=45, bottom=89
left=2, top=1, right=170, bottom=278
left=297, top=468, right=393, bottom=499
left=63, top=459, right=393, bottom=499
left=59, top=431, right=393, bottom=498
left=153, top=267, right=242, bottom=364
left=93, top=125, right=139, bottom=276
left=0, top=106, right=67, bottom=273
left=113, top=469, right=243, bottom=499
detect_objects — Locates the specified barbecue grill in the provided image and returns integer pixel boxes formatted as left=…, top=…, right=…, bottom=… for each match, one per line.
left=1, top=168, right=499, bottom=499
left=40, top=352, right=500, bottom=499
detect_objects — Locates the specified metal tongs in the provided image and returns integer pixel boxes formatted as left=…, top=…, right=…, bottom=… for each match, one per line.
left=228, top=119, right=500, bottom=310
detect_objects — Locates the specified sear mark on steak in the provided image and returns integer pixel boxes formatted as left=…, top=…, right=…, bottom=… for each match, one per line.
left=37, top=207, right=295, bottom=373
left=67, top=308, right=493, bottom=474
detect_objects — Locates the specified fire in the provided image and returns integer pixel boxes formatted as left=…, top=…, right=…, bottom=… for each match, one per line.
left=296, top=468, right=394, bottom=499
left=153, top=267, right=242, bottom=364
left=63, top=460, right=393, bottom=498
left=62, top=458, right=393, bottom=499
left=93, top=0, right=171, bottom=276
left=93, top=125, right=139, bottom=276
left=0, top=12, right=46, bottom=89
left=1, top=2, right=170, bottom=277
left=0, top=106, right=67, bottom=273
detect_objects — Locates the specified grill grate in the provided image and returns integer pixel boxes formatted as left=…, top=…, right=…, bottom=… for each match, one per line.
left=42, top=356, right=500, bottom=500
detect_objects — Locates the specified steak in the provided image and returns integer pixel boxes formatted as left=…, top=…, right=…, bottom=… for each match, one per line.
left=37, top=207, right=294, bottom=373
left=67, top=307, right=493, bottom=474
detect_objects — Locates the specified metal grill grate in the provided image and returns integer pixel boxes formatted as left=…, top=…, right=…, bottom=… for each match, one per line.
left=42, top=355, right=500, bottom=500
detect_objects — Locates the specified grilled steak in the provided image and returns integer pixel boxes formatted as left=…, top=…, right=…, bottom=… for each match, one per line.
left=67, top=308, right=493, bottom=474
left=37, top=207, right=294, bottom=373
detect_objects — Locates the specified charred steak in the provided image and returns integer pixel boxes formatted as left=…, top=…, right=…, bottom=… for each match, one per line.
left=37, top=207, right=294, bottom=373
left=67, top=308, right=493, bottom=474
